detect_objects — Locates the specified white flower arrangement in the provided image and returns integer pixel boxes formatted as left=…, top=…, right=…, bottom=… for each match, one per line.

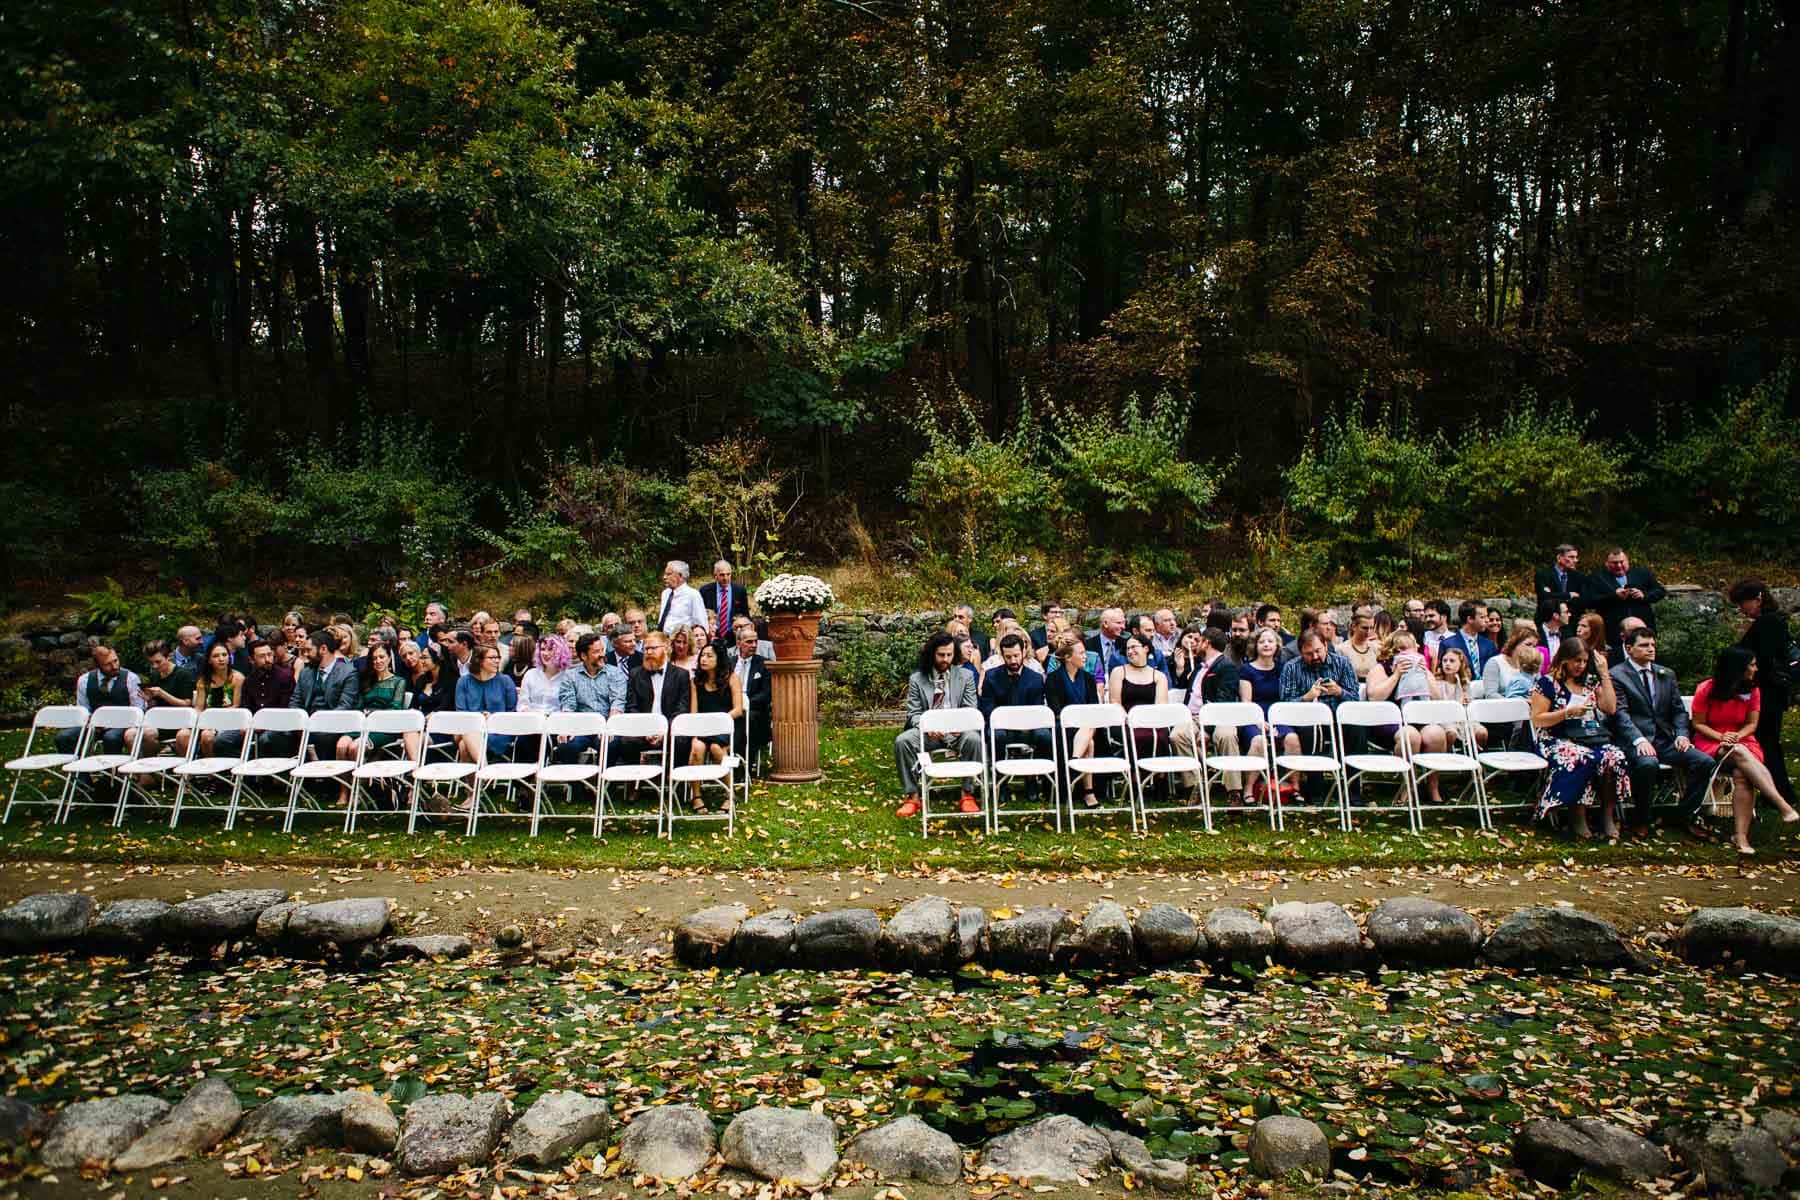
left=753, top=572, right=834, bottom=613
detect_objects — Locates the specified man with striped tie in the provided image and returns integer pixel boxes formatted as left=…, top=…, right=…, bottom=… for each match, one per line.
left=698, top=559, right=752, bottom=650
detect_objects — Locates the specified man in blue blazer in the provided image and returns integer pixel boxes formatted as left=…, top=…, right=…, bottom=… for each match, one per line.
left=1438, top=600, right=1498, bottom=676
left=981, top=634, right=1052, bottom=803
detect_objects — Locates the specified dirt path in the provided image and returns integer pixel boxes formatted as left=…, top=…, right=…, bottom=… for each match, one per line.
left=3, top=857, right=1795, bottom=951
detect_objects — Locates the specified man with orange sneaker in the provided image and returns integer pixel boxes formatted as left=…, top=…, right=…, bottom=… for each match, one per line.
left=894, top=633, right=982, bottom=818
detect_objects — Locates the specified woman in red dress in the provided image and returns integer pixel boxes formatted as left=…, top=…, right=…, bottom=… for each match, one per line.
left=1690, top=646, right=1800, bottom=855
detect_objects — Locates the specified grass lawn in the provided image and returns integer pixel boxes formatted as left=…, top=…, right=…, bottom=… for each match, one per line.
left=3, top=725, right=1796, bottom=874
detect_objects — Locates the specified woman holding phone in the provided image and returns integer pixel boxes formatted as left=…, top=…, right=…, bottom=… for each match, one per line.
left=1530, top=638, right=1630, bottom=840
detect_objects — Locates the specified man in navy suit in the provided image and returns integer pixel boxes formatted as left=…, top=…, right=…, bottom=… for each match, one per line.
left=981, top=634, right=1052, bottom=801
left=1534, top=544, right=1588, bottom=622
left=698, top=560, right=752, bottom=647
left=1438, top=600, right=1498, bottom=676
left=1611, top=627, right=1712, bottom=838
left=1593, top=547, right=1666, bottom=647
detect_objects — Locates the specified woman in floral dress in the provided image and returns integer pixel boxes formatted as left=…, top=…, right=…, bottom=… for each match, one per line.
left=1529, top=637, right=1631, bottom=840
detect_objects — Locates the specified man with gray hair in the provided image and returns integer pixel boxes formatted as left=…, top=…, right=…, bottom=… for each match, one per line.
left=656, top=560, right=707, bottom=634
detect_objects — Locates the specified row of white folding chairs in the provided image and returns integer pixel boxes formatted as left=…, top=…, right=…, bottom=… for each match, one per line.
left=2, top=705, right=744, bottom=839
left=912, top=697, right=1548, bottom=836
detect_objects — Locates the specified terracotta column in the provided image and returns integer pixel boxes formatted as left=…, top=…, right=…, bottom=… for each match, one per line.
left=767, top=658, right=823, bottom=783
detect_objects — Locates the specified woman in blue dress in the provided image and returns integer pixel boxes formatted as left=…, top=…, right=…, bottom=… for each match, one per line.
left=1238, top=628, right=1299, bottom=803
left=1529, top=638, right=1631, bottom=840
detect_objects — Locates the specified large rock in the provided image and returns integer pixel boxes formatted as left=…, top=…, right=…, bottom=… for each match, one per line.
left=114, top=1078, right=242, bottom=1170
left=721, top=1106, right=839, bottom=1186
left=883, top=897, right=955, bottom=971
left=1664, top=1122, right=1789, bottom=1196
left=1677, top=907, right=1800, bottom=977
left=987, top=907, right=1075, bottom=973
left=1513, top=1118, right=1669, bottom=1187
left=1482, top=907, right=1638, bottom=970
left=1761, top=1109, right=1800, bottom=1157
left=792, top=908, right=882, bottom=968
left=1247, top=1115, right=1330, bottom=1179
left=847, top=1115, right=962, bottom=1184
left=340, top=1090, right=399, bottom=1153
left=510, top=1090, right=610, bottom=1166
left=396, top=1092, right=512, bottom=1176
left=385, top=934, right=473, bottom=961
left=287, top=897, right=392, bottom=946
left=254, top=902, right=299, bottom=944
left=40, top=1095, right=171, bottom=1168
left=978, top=1115, right=1114, bottom=1182
left=1267, top=902, right=1365, bottom=972
left=0, top=893, right=95, bottom=951
left=161, top=889, right=290, bottom=945
left=1367, top=897, right=1482, bottom=966
left=236, top=1092, right=349, bottom=1152
left=88, top=899, right=172, bottom=953
left=1057, top=901, right=1135, bottom=969
left=952, top=906, right=989, bottom=965
left=674, top=905, right=750, bottom=967
left=1205, top=907, right=1275, bottom=963
left=1103, top=1128, right=1190, bottom=1192
left=0, top=1096, right=48, bottom=1145
left=733, top=909, right=798, bottom=970
left=1133, top=904, right=1203, bottom=965
left=619, top=1104, right=717, bottom=1180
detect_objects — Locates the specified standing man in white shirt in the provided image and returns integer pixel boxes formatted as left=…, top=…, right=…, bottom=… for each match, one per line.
left=656, top=561, right=707, bottom=635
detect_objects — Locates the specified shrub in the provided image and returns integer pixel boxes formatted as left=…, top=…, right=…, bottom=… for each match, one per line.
left=1052, top=390, right=1228, bottom=559
left=684, top=434, right=798, bottom=581
left=1451, top=390, right=1624, bottom=556
left=1647, top=359, right=1799, bottom=545
left=822, top=632, right=916, bottom=712
left=1655, top=597, right=1742, bottom=685
left=1284, top=397, right=1448, bottom=579
left=65, top=578, right=205, bottom=672
left=904, top=396, right=1064, bottom=563
left=134, top=463, right=280, bottom=579
left=271, top=434, right=473, bottom=581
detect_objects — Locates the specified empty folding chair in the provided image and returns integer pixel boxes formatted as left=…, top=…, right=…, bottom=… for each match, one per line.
left=407, top=711, right=485, bottom=833
left=345, top=709, right=425, bottom=832
left=281, top=711, right=366, bottom=832
left=170, top=708, right=253, bottom=827
left=668, top=711, right=741, bottom=838
left=1266, top=700, right=1349, bottom=831
left=113, top=707, right=197, bottom=825
left=531, top=712, right=607, bottom=837
left=3, top=706, right=88, bottom=823
left=1196, top=701, right=1276, bottom=830
left=467, top=712, right=545, bottom=834
left=1056, top=703, right=1135, bottom=832
left=1334, top=701, right=1419, bottom=832
left=914, top=708, right=989, bottom=836
left=598, top=713, right=669, bottom=837
left=1402, top=699, right=1488, bottom=828
left=987, top=705, right=1061, bottom=833
left=1130, top=703, right=1201, bottom=833
left=1467, top=697, right=1548, bottom=825
left=226, top=708, right=308, bottom=829
left=58, top=706, right=144, bottom=823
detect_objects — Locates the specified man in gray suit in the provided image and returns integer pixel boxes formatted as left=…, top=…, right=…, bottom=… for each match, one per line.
left=285, top=627, right=362, bottom=761
left=894, top=633, right=981, bottom=818
left=1611, top=626, right=1712, bottom=839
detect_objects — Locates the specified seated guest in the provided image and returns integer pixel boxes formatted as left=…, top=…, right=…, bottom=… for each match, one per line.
left=1173, top=629, right=1244, bottom=804
left=980, top=634, right=1052, bottom=799
left=172, top=625, right=205, bottom=672
left=473, top=614, right=503, bottom=652
left=599, top=612, right=622, bottom=638
left=1030, top=603, right=1064, bottom=653
left=1365, top=629, right=1440, bottom=763
left=1610, top=627, right=1714, bottom=841
left=624, top=608, right=649, bottom=643
left=894, top=633, right=982, bottom=818
left=410, top=644, right=457, bottom=724
left=606, top=627, right=643, bottom=674
left=1239, top=628, right=1297, bottom=800
left=505, top=609, right=535, bottom=646
left=213, top=638, right=291, bottom=759
left=1592, top=547, right=1665, bottom=647
left=952, top=605, right=989, bottom=658
left=394, top=637, right=422, bottom=686
left=1168, top=627, right=1204, bottom=693
left=1131, top=614, right=1172, bottom=675
left=1535, top=543, right=1587, bottom=622
left=288, top=629, right=360, bottom=762
left=689, top=622, right=712, bottom=664
left=980, top=617, right=1044, bottom=678
left=450, top=630, right=476, bottom=676
left=668, top=626, right=699, bottom=674
left=276, top=626, right=307, bottom=673
left=554, top=617, right=578, bottom=643
left=505, top=633, right=536, bottom=690
left=1484, top=607, right=1505, bottom=643
left=1044, top=633, right=1102, bottom=808
left=731, top=615, right=775, bottom=660
left=519, top=634, right=571, bottom=714
left=1576, top=612, right=1611, bottom=675
left=685, top=642, right=745, bottom=809
left=553, top=633, right=627, bottom=764
left=1226, top=610, right=1251, bottom=665
left=699, top=560, right=751, bottom=646
left=1529, top=638, right=1629, bottom=840
left=192, top=641, right=244, bottom=722
left=1537, top=600, right=1570, bottom=660
left=332, top=640, right=406, bottom=804
left=1111, top=634, right=1172, bottom=799
left=1278, top=630, right=1364, bottom=800
left=1483, top=626, right=1542, bottom=698
left=621, top=630, right=694, bottom=767
left=455, top=643, right=518, bottom=766
left=1255, top=604, right=1291, bottom=647
left=417, top=602, right=449, bottom=649
left=1422, top=600, right=1452, bottom=655
left=656, top=560, right=707, bottom=635
left=1439, top=601, right=1498, bottom=676
left=141, top=640, right=197, bottom=711
left=953, top=633, right=982, bottom=684
left=1372, top=609, right=1396, bottom=643
left=1690, top=646, right=1800, bottom=854
left=1150, top=609, right=1181, bottom=659
left=56, top=643, right=147, bottom=756
left=1086, top=608, right=1131, bottom=682
left=1341, top=610, right=1381, bottom=683
left=280, top=610, right=305, bottom=641
left=726, top=625, right=771, bottom=765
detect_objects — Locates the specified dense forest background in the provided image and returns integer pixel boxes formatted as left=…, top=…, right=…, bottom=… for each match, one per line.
left=4, top=0, right=1798, bottom=608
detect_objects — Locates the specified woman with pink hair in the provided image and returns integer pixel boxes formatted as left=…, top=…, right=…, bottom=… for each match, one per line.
left=518, top=633, right=572, bottom=714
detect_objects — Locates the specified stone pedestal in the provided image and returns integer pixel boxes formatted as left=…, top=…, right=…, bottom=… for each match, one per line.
left=768, top=659, right=823, bottom=783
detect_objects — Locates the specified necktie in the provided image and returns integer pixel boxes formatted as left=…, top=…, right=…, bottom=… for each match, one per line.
left=718, top=587, right=729, bottom=640
left=1641, top=668, right=1654, bottom=703
left=932, top=676, right=946, bottom=709
left=658, top=590, right=672, bottom=630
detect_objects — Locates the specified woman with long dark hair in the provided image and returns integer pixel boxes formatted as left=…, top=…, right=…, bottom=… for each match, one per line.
left=1728, top=580, right=1794, bottom=808
left=1530, top=637, right=1629, bottom=840
left=685, top=642, right=745, bottom=811
left=1691, top=645, right=1800, bottom=854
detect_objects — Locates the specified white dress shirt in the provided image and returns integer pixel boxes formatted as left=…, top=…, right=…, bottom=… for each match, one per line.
left=657, top=584, right=706, bottom=634
left=518, top=666, right=562, bottom=713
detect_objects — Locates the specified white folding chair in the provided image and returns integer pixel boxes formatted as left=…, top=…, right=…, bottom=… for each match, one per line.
left=113, top=707, right=197, bottom=825
left=282, top=711, right=366, bottom=832
left=1402, top=699, right=1489, bottom=827
left=466, top=712, right=545, bottom=834
left=1056, top=703, right=1135, bottom=832
left=1267, top=701, right=1349, bottom=831
left=916, top=708, right=989, bottom=836
left=408, top=711, right=484, bottom=833
left=346, top=709, right=425, bottom=832
left=987, top=705, right=1061, bottom=833
left=668, top=712, right=741, bottom=838
left=4, top=706, right=87, bottom=823
left=598, top=713, right=669, bottom=837
left=1334, top=701, right=1419, bottom=832
left=532, top=712, right=607, bottom=836
left=59, top=706, right=144, bottom=823
left=170, top=708, right=253, bottom=827
left=1129, top=703, right=1201, bottom=833
left=1467, top=697, right=1548, bottom=824
left=226, top=708, right=308, bottom=829
left=1196, top=701, right=1276, bottom=829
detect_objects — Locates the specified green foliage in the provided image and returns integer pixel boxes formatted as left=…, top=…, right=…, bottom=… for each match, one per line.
left=0, top=480, right=80, bottom=588
left=821, top=632, right=917, bottom=712
left=1654, top=600, right=1742, bottom=686
left=1285, top=397, right=1448, bottom=579
left=1648, top=360, right=1799, bottom=541
left=683, top=435, right=798, bottom=582
left=134, top=464, right=281, bottom=579
left=65, top=579, right=203, bottom=671
left=904, top=397, right=1064, bottom=564
left=1452, top=390, right=1625, bottom=553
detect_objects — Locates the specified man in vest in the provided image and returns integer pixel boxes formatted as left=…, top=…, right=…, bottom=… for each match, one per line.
left=56, top=643, right=147, bottom=755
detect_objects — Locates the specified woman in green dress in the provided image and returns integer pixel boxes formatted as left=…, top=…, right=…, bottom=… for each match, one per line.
left=177, top=641, right=244, bottom=758
left=334, top=641, right=407, bottom=805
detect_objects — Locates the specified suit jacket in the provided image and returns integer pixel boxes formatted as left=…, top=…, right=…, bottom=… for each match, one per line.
left=1534, top=565, right=1588, bottom=620
left=979, top=664, right=1046, bottom=720
left=904, top=668, right=979, bottom=729
left=1043, top=664, right=1099, bottom=714
left=1611, top=658, right=1691, bottom=747
left=293, top=657, right=360, bottom=713
left=1439, top=630, right=1498, bottom=675
left=607, top=648, right=644, bottom=674
left=727, top=649, right=771, bottom=713
left=1085, top=631, right=1129, bottom=679
left=626, top=663, right=694, bottom=722
left=1593, top=566, right=1666, bottom=640
left=697, top=581, right=752, bottom=641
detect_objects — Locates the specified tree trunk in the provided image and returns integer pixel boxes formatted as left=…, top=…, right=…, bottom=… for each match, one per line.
left=285, top=215, right=336, bottom=422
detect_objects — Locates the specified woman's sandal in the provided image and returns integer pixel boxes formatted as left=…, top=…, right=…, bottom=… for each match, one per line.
left=1082, top=791, right=1100, bottom=809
